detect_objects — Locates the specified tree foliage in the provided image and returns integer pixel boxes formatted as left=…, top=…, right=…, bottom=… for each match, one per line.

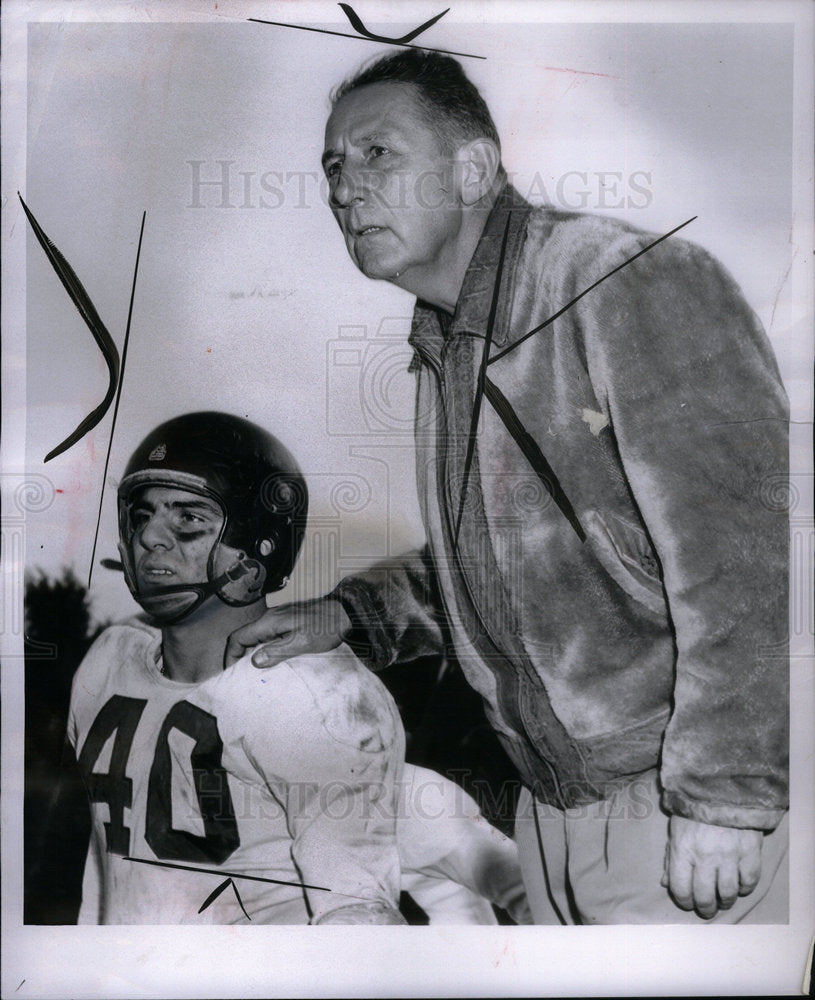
left=24, top=568, right=107, bottom=923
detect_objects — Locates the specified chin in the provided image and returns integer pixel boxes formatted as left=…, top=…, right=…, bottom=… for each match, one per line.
left=358, top=258, right=404, bottom=282
left=139, top=590, right=200, bottom=625
left=352, top=247, right=397, bottom=278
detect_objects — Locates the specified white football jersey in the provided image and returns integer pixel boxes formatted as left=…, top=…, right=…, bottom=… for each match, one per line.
left=68, top=619, right=530, bottom=925
left=68, top=620, right=404, bottom=924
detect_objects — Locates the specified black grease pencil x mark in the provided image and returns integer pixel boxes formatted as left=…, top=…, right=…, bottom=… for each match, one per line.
left=123, top=855, right=332, bottom=893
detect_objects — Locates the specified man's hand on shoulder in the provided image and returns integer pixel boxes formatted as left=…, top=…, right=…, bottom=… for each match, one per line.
left=662, top=815, right=763, bottom=919
left=225, top=595, right=351, bottom=669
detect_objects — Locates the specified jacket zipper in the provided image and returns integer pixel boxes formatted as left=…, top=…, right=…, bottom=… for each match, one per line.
left=414, top=337, right=572, bottom=777
left=414, top=338, right=539, bottom=683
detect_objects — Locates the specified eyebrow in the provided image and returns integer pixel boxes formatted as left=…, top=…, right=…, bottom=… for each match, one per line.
left=321, top=129, right=398, bottom=169
left=134, top=498, right=221, bottom=516
left=172, top=500, right=220, bottom=513
left=357, top=130, right=388, bottom=144
left=321, top=148, right=340, bottom=170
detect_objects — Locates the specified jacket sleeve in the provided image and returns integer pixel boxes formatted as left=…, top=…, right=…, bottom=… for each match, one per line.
left=577, top=230, right=789, bottom=830
left=331, top=545, right=446, bottom=670
left=246, top=654, right=407, bottom=923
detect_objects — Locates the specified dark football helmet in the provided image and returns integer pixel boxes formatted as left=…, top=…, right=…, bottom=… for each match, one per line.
left=117, top=411, right=307, bottom=624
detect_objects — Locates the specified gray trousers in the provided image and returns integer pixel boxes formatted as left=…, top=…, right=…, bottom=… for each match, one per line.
left=514, top=770, right=789, bottom=924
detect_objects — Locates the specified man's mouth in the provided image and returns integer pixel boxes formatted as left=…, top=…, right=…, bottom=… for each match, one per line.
left=354, top=225, right=385, bottom=238
left=140, top=566, right=175, bottom=580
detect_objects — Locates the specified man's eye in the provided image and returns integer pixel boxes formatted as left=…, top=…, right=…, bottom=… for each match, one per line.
left=368, top=145, right=389, bottom=160
left=325, top=160, right=342, bottom=179
left=179, top=511, right=205, bottom=524
left=132, top=511, right=149, bottom=528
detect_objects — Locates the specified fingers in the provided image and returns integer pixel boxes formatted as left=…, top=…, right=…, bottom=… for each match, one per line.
left=691, top=864, right=720, bottom=919
left=664, top=818, right=765, bottom=919
left=224, top=598, right=348, bottom=670
left=251, top=631, right=315, bottom=668
left=715, top=860, right=740, bottom=912
left=224, top=628, right=252, bottom=668
left=737, top=838, right=762, bottom=896
left=665, top=849, right=694, bottom=912
left=665, top=852, right=732, bottom=918
left=224, top=610, right=295, bottom=668
left=669, top=861, right=741, bottom=917
left=251, top=625, right=343, bottom=667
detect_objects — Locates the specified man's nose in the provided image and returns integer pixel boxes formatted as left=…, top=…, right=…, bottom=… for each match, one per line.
left=138, top=514, right=174, bottom=550
left=330, top=165, right=371, bottom=209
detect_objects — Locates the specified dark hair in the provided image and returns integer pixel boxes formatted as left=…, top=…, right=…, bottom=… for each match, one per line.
left=330, top=49, right=502, bottom=156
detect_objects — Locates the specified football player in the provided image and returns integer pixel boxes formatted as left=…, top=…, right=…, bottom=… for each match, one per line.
left=66, top=411, right=529, bottom=924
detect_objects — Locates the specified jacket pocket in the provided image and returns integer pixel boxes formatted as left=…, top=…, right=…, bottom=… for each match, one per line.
left=584, top=510, right=666, bottom=617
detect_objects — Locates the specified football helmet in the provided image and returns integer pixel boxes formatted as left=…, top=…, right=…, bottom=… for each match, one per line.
left=118, top=411, right=307, bottom=624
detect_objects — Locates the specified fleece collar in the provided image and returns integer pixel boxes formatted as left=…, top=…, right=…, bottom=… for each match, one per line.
left=408, top=184, right=533, bottom=359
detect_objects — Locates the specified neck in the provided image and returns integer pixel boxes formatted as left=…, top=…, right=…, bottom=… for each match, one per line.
left=395, top=193, right=498, bottom=313
left=160, top=598, right=264, bottom=683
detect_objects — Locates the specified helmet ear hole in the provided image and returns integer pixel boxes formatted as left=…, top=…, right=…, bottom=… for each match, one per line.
left=218, top=554, right=266, bottom=605
left=259, top=538, right=274, bottom=557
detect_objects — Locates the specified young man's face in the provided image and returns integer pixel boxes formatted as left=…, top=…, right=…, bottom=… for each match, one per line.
left=323, top=81, right=465, bottom=289
left=130, top=485, right=224, bottom=593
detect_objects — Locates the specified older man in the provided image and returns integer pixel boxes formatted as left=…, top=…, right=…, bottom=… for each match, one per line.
left=229, top=50, right=789, bottom=924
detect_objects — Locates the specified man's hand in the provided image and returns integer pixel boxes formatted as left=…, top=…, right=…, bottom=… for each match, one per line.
left=225, top=596, right=351, bottom=669
left=662, top=815, right=763, bottom=919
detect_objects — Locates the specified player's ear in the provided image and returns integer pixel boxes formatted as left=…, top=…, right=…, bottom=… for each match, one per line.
left=455, top=138, right=501, bottom=206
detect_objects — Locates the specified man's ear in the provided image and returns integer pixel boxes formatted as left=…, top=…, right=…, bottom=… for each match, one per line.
left=456, top=139, right=501, bottom=206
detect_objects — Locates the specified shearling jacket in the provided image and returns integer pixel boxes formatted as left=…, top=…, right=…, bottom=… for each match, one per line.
left=336, top=185, right=789, bottom=829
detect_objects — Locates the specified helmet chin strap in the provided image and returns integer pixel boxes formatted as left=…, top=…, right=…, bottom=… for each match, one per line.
left=135, top=559, right=255, bottom=626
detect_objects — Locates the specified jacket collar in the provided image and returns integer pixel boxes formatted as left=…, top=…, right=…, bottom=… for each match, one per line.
left=409, top=183, right=533, bottom=361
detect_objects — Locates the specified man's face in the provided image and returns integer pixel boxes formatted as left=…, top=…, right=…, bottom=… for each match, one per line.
left=323, top=82, right=464, bottom=287
left=130, top=486, right=224, bottom=593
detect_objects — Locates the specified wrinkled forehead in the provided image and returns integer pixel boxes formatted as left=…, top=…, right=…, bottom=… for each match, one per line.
left=324, top=81, right=430, bottom=146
